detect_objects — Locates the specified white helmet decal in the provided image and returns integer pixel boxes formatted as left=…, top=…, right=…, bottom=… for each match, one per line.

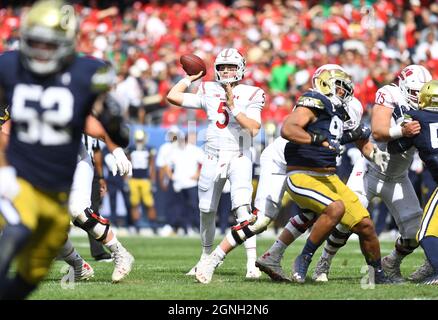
left=398, top=65, right=432, bottom=109
left=214, top=48, right=246, bottom=84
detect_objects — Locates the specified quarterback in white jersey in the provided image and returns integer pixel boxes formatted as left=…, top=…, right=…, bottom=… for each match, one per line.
left=312, top=65, right=434, bottom=283
left=199, top=65, right=391, bottom=284
left=58, top=117, right=134, bottom=283
left=167, top=48, right=265, bottom=282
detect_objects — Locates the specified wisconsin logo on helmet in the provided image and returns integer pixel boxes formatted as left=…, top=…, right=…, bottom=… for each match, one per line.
left=19, top=0, right=78, bottom=75
left=214, top=48, right=246, bottom=84
left=397, top=65, right=432, bottom=109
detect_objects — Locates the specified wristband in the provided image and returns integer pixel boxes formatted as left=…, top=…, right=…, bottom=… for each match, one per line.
left=231, top=107, right=241, bottom=117
left=389, top=126, right=403, bottom=139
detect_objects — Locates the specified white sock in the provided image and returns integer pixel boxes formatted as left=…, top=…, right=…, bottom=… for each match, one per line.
left=104, top=235, right=123, bottom=253
left=212, top=246, right=226, bottom=261
left=200, top=211, right=216, bottom=255
left=268, top=239, right=287, bottom=259
left=244, top=235, right=257, bottom=266
left=321, top=248, right=335, bottom=262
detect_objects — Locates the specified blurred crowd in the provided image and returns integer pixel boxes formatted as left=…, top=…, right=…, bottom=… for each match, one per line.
left=1, top=0, right=437, bottom=130
left=1, top=0, right=438, bottom=237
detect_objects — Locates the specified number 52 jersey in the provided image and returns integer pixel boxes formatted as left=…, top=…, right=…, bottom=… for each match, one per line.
left=0, top=51, right=111, bottom=192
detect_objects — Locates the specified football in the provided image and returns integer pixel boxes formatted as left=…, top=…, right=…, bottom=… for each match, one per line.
left=180, top=54, right=207, bottom=77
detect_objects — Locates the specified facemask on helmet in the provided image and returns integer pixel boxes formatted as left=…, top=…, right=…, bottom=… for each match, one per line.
left=398, top=65, right=432, bottom=109
left=418, top=80, right=438, bottom=112
left=214, top=48, right=246, bottom=84
left=19, top=0, right=78, bottom=76
left=312, top=64, right=354, bottom=108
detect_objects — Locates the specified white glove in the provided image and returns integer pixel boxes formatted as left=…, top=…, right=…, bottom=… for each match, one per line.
left=369, top=145, right=390, bottom=172
left=0, top=166, right=20, bottom=200
left=110, top=147, right=132, bottom=176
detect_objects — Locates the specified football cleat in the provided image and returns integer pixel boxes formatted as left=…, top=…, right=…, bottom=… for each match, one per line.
left=255, top=252, right=290, bottom=282
left=112, top=247, right=134, bottom=283
left=186, top=254, right=223, bottom=276
left=291, top=254, right=312, bottom=284
left=408, top=259, right=435, bottom=282
left=422, top=274, right=438, bottom=285
left=312, top=256, right=332, bottom=282
left=186, top=254, right=208, bottom=276
left=374, top=268, right=395, bottom=284
left=94, top=252, right=113, bottom=263
left=246, top=263, right=262, bottom=279
left=382, top=255, right=405, bottom=283
left=72, top=260, right=94, bottom=281
left=195, top=253, right=222, bottom=284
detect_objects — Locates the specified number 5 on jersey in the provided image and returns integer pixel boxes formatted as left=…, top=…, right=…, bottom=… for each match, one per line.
left=216, top=101, right=229, bottom=129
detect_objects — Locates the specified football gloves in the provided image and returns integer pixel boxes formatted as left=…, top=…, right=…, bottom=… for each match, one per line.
left=369, top=145, right=390, bottom=172
left=341, top=124, right=371, bottom=145
left=0, top=166, right=20, bottom=201
left=309, top=129, right=342, bottom=154
left=109, top=148, right=132, bottom=177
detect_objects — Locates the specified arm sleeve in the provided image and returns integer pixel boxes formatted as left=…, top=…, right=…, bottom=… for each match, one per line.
left=387, top=137, right=414, bottom=154
left=340, top=124, right=371, bottom=145
left=182, top=93, right=203, bottom=109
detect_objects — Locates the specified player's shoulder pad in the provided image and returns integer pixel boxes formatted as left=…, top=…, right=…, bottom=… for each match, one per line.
left=296, top=90, right=329, bottom=110
left=78, top=55, right=116, bottom=93
left=347, top=97, right=364, bottom=119
left=375, top=84, right=399, bottom=106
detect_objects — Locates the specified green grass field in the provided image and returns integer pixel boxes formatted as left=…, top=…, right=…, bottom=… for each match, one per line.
left=29, top=236, right=438, bottom=300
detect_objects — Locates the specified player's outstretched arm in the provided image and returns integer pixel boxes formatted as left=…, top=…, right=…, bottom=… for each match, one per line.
left=372, top=104, right=421, bottom=141
left=167, top=71, right=204, bottom=107
left=84, top=115, right=132, bottom=176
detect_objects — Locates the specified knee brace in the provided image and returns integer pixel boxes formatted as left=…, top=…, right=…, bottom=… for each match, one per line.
left=73, top=208, right=110, bottom=241
left=395, top=236, right=419, bottom=256
left=230, top=205, right=259, bottom=245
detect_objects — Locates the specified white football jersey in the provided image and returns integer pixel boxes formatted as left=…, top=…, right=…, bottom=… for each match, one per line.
left=372, top=84, right=415, bottom=177
left=190, top=81, right=265, bottom=151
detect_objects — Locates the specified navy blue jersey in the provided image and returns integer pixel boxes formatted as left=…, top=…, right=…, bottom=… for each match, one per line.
left=0, top=50, right=111, bottom=192
left=388, top=109, right=438, bottom=183
left=284, top=90, right=346, bottom=168
left=129, top=146, right=155, bottom=179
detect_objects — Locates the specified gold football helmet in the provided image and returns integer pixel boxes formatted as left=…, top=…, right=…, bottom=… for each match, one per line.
left=19, top=0, right=78, bottom=75
left=418, top=80, right=438, bottom=112
left=312, top=64, right=354, bottom=107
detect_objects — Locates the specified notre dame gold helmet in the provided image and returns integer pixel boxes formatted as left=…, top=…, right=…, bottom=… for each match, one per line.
left=19, top=0, right=78, bottom=75
left=418, top=80, right=438, bottom=112
left=312, top=64, right=354, bottom=107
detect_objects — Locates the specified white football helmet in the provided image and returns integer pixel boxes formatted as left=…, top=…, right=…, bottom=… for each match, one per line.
left=312, top=64, right=354, bottom=107
left=398, top=65, right=432, bottom=109
left=214, top=48, right=246, bottom=84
